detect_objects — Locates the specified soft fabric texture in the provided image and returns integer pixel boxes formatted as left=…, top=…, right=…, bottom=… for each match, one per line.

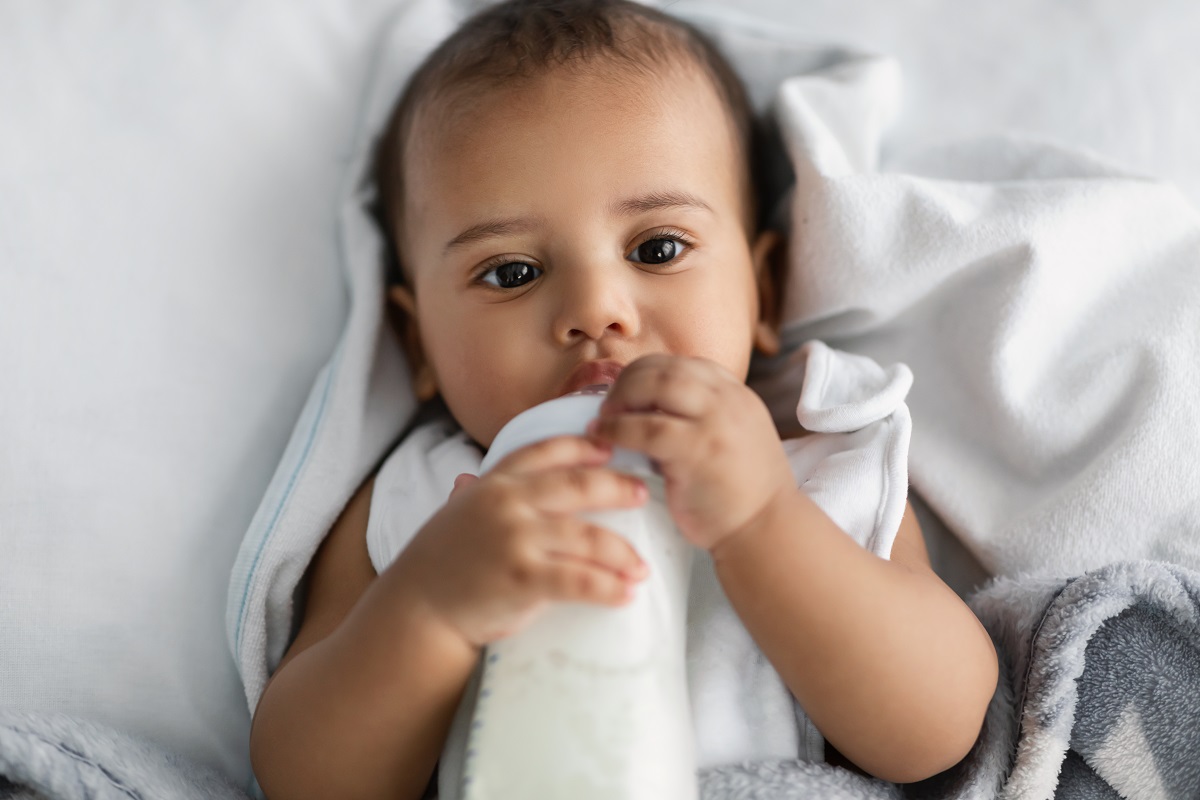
left=749, top=49, right=1200, bottom=580
left=0, top=0, right=412, bottom=783
left=0, top=712, right=248, bottom=800
left=693, top=560, right=1200, bottom=800
left=9, top=560, right=1200, bottom=799
left=683, top=0, right=1200, bottom=213
left=969, top=562, right=1200, bottom=800
left=362, top=341, right=911, bottom=793
left=226, top=0, right=458, bottom=718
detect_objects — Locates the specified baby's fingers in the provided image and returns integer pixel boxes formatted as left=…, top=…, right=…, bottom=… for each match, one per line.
left=541, top=558, right=642, bottom=607
left=527, top=466, right=648, bottom=514
left=544, top=520, right=649, bottom=582
left=587, top=411, right=692, bottom=464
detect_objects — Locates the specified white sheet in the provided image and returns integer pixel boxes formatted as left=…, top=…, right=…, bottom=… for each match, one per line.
left=682, top=0, right=1200, bottom=211
left=0, top=0, right=407, bottom=784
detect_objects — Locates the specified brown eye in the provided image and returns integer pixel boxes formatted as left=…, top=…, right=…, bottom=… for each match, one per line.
left=481, top=261, right=541, bottom=288
left=629, top=237, right=681, bottom=265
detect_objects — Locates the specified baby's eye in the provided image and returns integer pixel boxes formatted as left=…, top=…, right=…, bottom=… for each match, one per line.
left=628, top=236, right=687, bottom=265
left=480, top=261, right=542, bottom=289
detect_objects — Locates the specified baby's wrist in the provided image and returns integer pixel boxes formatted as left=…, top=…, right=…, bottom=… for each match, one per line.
left=708, top=487, right=796, bottom=567
left=385, top=551, right=480, bottom=654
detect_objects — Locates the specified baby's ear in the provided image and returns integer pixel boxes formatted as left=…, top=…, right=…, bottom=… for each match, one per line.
left=387, top=284, right=439, bottom=402
left=751, top=229, right=786, bottom=357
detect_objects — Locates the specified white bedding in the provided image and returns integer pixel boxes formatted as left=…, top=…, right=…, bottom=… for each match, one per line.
left=3, top=0, right=1199, bottom=791
left=686, top=0, right=1200, bottom=210
left=0, top=0, right=406, bottom=784
left=750, top=50, right=1200, bottom=579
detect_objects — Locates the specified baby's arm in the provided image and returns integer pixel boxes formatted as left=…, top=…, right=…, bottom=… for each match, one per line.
left=711, top=496, right=996, bottom=783
left=249, top=475, right=476, bottom=800
left=250, top=436, right=650, bottom=800
left=591, top=354, right=998, bottom=784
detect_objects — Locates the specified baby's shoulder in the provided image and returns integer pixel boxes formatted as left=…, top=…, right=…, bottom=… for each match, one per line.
left=315, top=472, right=377, bottom=589
left=283, top=475, right=378, bottom=664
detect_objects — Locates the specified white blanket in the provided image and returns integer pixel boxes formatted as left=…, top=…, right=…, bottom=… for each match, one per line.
left=748, top=52, right=1200, bottom=580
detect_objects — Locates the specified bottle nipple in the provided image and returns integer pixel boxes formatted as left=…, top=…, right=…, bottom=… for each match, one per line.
left=570, top=384, right=611, bottom=396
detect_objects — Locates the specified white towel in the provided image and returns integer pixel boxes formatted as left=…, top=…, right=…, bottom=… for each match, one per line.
left=751, top=53, right=1200, bottom=580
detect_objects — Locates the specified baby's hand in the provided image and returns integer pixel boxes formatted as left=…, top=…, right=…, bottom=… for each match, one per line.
left=588, top=354, right=794, bottom=552
left=399, top=436, right=650, bottom=648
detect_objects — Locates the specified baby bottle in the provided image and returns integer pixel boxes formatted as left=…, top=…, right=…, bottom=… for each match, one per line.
left=448, top=388, right=697, bottom=800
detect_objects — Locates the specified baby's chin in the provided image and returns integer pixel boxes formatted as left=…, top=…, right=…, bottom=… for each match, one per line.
left=461, top=409, right=526, bottom=453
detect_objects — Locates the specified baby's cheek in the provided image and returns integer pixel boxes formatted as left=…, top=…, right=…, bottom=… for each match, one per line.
left=439, top=363, right=537, bottom=448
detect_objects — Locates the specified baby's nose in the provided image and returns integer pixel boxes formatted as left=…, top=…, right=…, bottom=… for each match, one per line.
left=555, top=265, right=640, bottom=343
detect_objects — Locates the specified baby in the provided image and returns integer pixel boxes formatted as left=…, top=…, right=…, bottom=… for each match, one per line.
left=250, top=1, right=999, bottom=798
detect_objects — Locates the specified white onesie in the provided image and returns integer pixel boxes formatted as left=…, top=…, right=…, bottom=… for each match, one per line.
left=363, top=340, right=912, bottom=790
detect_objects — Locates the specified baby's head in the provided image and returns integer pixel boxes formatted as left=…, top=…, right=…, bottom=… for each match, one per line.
left=372, top=0, right=784, bottom=448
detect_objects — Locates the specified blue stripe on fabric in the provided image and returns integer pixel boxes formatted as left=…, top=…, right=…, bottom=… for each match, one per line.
left=232, top=341, right=341, bottom=659
left=230, top=0, right=409, bottom=662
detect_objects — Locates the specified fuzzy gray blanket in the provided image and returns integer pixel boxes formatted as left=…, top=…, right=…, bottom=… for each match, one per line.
left=0, top=712, right=247, bottom=800
left=699, top=560, right=1200, bottom=800
left=3, top=560, right=1197, bottom=799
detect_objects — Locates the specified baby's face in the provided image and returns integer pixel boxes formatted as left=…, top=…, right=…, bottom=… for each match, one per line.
left=398, top=63, right=772, bottom=448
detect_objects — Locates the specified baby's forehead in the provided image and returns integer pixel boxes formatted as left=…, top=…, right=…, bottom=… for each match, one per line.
left=382, top=18, right=762, bottom=246
left=407, top=56, right=747, bottom=175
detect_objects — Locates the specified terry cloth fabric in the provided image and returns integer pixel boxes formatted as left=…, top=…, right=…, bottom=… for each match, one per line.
left=363, top=340, right=913, bottom=794
left=752, top=49, right=1200, bottom=581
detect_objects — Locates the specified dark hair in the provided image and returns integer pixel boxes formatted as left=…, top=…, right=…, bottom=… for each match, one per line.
left=367, top=0, right=768, bottom=288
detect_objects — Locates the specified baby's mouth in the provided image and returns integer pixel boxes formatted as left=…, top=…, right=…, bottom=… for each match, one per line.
left=559, top=360, right=624, bottom=396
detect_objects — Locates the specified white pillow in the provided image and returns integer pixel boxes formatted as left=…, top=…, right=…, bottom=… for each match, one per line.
left=0, top=0, right=406, bottom=784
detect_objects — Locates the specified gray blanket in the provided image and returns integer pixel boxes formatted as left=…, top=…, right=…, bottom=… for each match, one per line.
left=4, top=560, right=1198, bottom=799
left=0, top=713, right=247, bottom=800
left=699, top=560, right=1200, bottom=800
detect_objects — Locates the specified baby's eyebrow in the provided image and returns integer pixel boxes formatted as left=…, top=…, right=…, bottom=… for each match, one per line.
left=444, top=217, right=543, bottom=253
left=442, top=191, right=712, bottom=253
left=612, top=190, right=714, bottom=217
